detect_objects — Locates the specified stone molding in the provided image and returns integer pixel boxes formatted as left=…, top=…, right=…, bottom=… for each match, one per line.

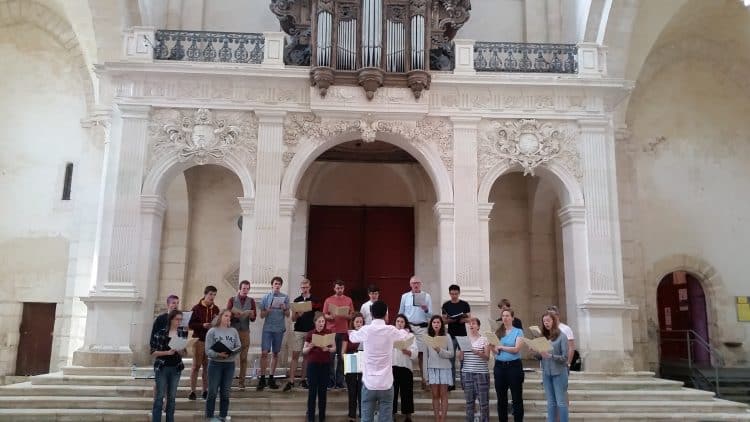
left=282, top=112, right=453, bottom=174
left=147, top=108, right=258, bottom=172
left=478, top=118, right=581, bottom=182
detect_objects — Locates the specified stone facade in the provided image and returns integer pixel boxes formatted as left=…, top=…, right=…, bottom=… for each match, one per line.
left=1, top=0, right=749, bottom=377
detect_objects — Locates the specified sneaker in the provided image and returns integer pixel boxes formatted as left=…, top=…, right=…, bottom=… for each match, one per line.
left=188, top=391, right=197, bottom=401
left=335, top=383, right=346, bottom=389
left=202, top=390, right=208, bottom=400
left=283, top=381, right=293, bottom=392
left=448, top=385, right=456, bottom=392
left=257, top=376, right=266, bottom=391
left=238, top=384, right=246, bottom=391
left=300, top=379, right=309, bottom=389
left=268, top=377, right=279, bottom=389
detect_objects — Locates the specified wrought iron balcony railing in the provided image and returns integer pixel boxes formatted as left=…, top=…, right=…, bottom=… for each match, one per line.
left=153, top=30, right=264, bottom=64
left=474, top=42, right=577, bottom=74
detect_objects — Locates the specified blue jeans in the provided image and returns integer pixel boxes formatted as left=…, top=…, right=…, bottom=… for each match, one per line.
left=329, top=333, right=345, bottom=387
left=361, top=385, right=394, bottom=422
left=543, top=371, right=569, bottom=422
left=449, top=335, right=462, bottom=387
left=205, top=360, right=235, bottom=418
left=152, top=364, right=181, bottom=422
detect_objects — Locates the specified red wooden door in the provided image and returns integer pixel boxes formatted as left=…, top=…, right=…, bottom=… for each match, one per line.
left=15, top=303, right=56, bottom=376
left=657, top=272, right=710, bottom=365
left=306, top=206, right=414, bottom=320
left=363, top=207, right=414, bottom=321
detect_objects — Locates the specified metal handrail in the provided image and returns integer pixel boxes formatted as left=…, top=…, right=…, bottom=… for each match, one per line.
left=659, top=329, right=723, bottom=396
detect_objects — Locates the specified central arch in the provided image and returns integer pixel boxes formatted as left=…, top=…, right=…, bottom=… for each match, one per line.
left=281, top=130, right=453, bottom=204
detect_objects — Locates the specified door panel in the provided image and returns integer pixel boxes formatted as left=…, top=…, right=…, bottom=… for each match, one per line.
left=15, top=303, right=56, bottom=376
left=306, top=205, right=414, bottom=320
left=657, top=272, right=710, bottom=365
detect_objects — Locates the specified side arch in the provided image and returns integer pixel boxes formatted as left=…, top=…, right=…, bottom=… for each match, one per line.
left=645, top=254, right=740, bottom=363
left=478, top=160, right=584, bottom=207
left=281, top=131, right=453, bottom=203
left=142, top=153, right=255, bottom=198
left=2, top=0, right=96, bottom=111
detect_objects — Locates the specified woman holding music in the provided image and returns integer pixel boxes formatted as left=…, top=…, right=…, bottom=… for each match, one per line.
left=303, top=312, right=335, bottom=422
left=425, top=314, right=454, bottom=422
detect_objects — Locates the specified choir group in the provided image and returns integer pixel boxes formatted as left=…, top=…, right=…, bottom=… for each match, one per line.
left=149, top=276, right=577, bottom=422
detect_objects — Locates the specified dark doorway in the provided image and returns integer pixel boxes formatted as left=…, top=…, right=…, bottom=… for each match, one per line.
left=306, top=205, right=414, bottom=320
left=15, top=302, right=56, bottom=376
left=657, top=271, right=710, bottom=365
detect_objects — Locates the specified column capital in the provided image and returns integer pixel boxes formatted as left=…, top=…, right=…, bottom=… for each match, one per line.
left=558, top=205, right=586, bottom=227
left=115, top=103, right=152, bottom=120
left=577, top=118, right=610, bottom=132
left=279, top=197, right=298, bottom=217
left=434, top=202, right=455, bottom=220
left=477, top=202, right=494, bottom=220
left=238, top=197, right=255, bottom=215
left=140, top=195, right=167, bottom=216
left=255, top=109, right=287, bottom=124
left=450, top=116, right=482, bottom=129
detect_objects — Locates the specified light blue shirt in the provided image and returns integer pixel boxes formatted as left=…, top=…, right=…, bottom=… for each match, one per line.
left=260, top=291, right=289, bottom=333
left=398, top=291, right=432, bottom=325
left=496, top=327, right=524, bottom=361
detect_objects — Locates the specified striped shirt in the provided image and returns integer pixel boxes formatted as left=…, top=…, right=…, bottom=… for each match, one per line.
left=461, top=336, right=489, bottom=374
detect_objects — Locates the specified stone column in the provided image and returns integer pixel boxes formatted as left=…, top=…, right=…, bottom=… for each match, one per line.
left=251, top=110, right=287, bottom=294
left=477, top=202, right=494, bottom=319
left=133, top=195, right=168, bottom=364
left=575, top=118, right=636, bottom=372
left=53, top=111, right=110, bottom=369
left=276, top=198, right=298, bottom=284
left=434, top=202, right=455, bottom=305
left=450, top=117, right=486, bottom=309
left=238, top=197, right=255, bottom=283
left=73, top=104, right=151, bottom=367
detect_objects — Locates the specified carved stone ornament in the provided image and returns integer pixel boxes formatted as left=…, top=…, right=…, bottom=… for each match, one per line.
left=148, top=108, right=258, bottom=171
left=283, top=113, right=453, bottom=172
left=478, top=119, right=580, bottom=181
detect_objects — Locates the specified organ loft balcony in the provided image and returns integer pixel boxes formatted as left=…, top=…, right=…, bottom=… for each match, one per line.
left=120, top=1, right=610, bottom=103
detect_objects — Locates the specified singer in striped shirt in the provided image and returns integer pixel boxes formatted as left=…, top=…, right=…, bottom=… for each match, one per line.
left=458, top=317, right=491, bottom=422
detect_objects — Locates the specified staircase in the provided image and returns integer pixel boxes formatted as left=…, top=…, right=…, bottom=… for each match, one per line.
left=661, top=361, right=750, bottom=406
left=0, top=363, right=748, bottom=421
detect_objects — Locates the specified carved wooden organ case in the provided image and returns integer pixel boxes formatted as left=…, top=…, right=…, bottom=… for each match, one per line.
left=270, top=0, right=471, bottom=100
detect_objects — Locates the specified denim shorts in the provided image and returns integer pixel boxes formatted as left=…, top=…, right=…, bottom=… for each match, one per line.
left=261, top=330, right=284, bottom=353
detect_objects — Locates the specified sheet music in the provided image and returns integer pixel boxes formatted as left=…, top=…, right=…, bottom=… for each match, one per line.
left=291, top=301, right=312, bottom=313
left=455, top=336, right=473, bottom=352
left=412, top=292, right=427, bottom=307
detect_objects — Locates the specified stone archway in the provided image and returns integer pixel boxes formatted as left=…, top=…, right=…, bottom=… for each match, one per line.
left=280, top=115, right=454, bottom=204
left=645, top=254, right=739, bottom=366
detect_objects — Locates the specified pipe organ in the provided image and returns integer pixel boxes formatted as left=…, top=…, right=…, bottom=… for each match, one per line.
left=270, top=0, right=472, bottom=100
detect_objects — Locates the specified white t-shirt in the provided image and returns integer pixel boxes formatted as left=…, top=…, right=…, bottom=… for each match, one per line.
left=559, top=322, right=575, bottom=341
left=360, top=301, right=374, bottom=325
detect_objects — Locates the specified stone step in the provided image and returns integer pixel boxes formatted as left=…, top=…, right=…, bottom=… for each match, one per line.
left=30, top=372, right=687, bottom=391
left=0, top=395, right=745, bottom=414
left=0, top=408, right=748, bottom=422
left=0, top=382, right=718, bottom=402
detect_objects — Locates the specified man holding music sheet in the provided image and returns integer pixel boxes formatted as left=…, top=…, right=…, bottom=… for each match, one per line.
left=226, top=280, right=256, bottom=390
left=286, top=278, right=322, bottom=392
left=349, top=300, right=413, bottom=422
left=398, top=275, right=433, bottom=390
left=323, top=279, right=354, bottom=389
left=441, top=284, right=471, bottom=391
left=258, top=276, right=290, bottom=391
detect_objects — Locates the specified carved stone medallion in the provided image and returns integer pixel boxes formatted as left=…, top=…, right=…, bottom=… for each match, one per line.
left=148, top=108, right=258, bottom=173
left=478, top=119, right=580, bottom=181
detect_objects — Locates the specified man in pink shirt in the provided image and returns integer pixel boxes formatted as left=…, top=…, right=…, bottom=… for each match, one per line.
left=323, top=279, right=354, bottom=388
left=349, top=300, right=413, bottom=422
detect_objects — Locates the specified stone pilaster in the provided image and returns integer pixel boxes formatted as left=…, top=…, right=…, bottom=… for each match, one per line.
left=450, top=117, right=485, bottom=305
left=574, top=119, right=636, bottom=372
left=251, top=110, right=287, bottom=292
left=74, top=104, right=151, bottom=367
left=276, top=197, right=298, bottom=285
left=434, top=202, right=455, bottom=302
left=238, top=197, right=255, bottom=283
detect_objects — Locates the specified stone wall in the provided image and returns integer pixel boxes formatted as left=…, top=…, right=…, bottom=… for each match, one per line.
left=0, top=22, right=90, bottom=375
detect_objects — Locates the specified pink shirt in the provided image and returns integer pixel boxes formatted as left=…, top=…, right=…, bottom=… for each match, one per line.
left=323, top=294, right=354, bottom=333
left=349, top=319, right=412, bottom=390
